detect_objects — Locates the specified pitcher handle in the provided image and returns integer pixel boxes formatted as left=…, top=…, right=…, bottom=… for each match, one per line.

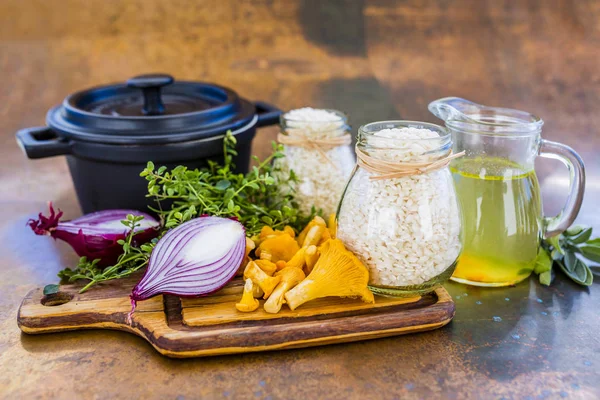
left=538, top=139, right=585, bottom=238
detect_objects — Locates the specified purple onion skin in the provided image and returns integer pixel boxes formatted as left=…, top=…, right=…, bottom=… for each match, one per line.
left=28, top=202, right=160, bottom=266
left=130, top=216, right=245, bottom=303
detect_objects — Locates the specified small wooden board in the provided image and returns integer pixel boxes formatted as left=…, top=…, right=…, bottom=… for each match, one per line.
left=17, top=275, right=455, bottom=358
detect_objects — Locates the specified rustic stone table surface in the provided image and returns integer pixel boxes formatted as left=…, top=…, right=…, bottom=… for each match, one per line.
left=1, top=1, right=599, bottom=399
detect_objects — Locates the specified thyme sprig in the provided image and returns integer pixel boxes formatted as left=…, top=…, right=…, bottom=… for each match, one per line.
left=58, top=214, right=156, bottom=292
left=143, top=132, right=308, bottom=236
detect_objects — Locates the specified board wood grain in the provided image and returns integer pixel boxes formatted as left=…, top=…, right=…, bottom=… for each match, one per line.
left=18, top=275, right=455, bottom=358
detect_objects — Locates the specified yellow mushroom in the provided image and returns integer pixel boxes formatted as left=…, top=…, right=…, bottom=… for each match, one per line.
left=236, top=278, right=260, bottom=312
left=319, top=227, right=331, bottom=245
left=244, top=261, right=281, bottom=299
left=252, top=282, right=264, bottom=298
left=296, top=216, right=326, bottom=246
left=284, top=239, right=375, bottom=310
left=264, top=267, right=305, bottom=314
left=241, top=260, right=268, bottom=296
left=245, top=237, right=256, bottom=256
left=259, top=225, right=275, bottom=240
left=285, top=247, right=307, bottom=270
left=260, top=225, right=294, bottom=239
left=255, top=233, right=300, bottom=262
left=275, top=260, right=287, bottom=271
left=304, top=245, right=319, bottom=274
left=302, top=224, right=327, bottom=247
left=254, top=259, right=277, bottom=276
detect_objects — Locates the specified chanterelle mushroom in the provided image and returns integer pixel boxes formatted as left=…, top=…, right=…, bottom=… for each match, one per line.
left=284, top=239, right=375, bottom=310
left=264, top=267, right=305, bottom=314
left=244, top=261, right=281, bottom=299
left=304, top=245, right=319, bottom=275
left=255, top=227, right=299, bottom=262
left=296, top=216, right=326, bottom=246
left=253, top=259, right=277, bottom=276
left=236, top=278, right=260, bottom=312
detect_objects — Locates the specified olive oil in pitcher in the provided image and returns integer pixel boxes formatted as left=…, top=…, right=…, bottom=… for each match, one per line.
left=450, top=157, right=542, bottom=286
left=429, top=97, right=585, bottom=287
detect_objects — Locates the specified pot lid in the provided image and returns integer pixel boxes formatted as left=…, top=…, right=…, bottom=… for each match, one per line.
left=46, top=74, right=258, bottom=145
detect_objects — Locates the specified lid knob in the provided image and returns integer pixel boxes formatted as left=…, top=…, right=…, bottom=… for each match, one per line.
left=127, top=74, right=174, bottom=116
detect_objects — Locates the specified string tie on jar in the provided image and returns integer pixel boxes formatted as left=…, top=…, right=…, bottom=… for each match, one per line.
left=277, top=133, right=352, bottom=168
left=355, top=147, right=465, bottom=180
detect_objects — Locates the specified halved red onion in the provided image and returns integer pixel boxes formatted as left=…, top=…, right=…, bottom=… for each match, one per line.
left=130, top=216, right=246, bottom=307
left=28, top=202, right=160, bottom=266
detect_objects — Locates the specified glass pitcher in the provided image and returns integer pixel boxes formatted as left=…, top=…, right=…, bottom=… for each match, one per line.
left=429, top=97, right=585, bottom=287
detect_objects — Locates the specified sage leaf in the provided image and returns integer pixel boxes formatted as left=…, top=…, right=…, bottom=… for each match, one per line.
left=540, top=225, right=599, bottom=287
left=565, top=224, right=587, bottom=236
left=558, top=253, right=593, bottom=286
left=534, top=247, right=552, bottom=274
left=547, top=235, right=564, bottom=254
left=539, top=270, right=552, bottom=286
left=564, top=251, right=577, bottom=272
left=583, top=265, right=593, bottom=286
left=43, top=284, right=60, bottom=295
left=584, top=238, right=600, bottom=246
left=551, top=248, right=564, bottom=261
left=580, top=245, right=600, bottom=263
left=569, top=227, right=592, bottom=244
left=563, top=242, right=581, bottom=254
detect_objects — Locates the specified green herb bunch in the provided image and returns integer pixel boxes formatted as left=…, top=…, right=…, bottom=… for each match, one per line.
left=58, top=131, right=310, bottom=293
left=142, top=131, right=309, bottom=236
left=534, top=225, right=599, bottom=286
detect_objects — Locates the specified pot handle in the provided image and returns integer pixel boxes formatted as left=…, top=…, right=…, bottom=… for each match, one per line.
left=16, top=127, right=72, bottom=159
left=254, top=101, right=282, bottom=128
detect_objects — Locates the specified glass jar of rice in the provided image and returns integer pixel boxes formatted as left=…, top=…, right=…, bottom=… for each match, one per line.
left=337, top=121, right=462, bottom=297
left=274, top=108, right=355, bottom=217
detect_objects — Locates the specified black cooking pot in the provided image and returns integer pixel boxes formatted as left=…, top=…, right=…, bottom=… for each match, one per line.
left=16, top=74, right=282, bottom=213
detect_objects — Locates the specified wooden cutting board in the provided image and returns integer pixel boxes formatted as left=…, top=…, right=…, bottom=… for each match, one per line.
left=17, top=275, right=455, bottom=358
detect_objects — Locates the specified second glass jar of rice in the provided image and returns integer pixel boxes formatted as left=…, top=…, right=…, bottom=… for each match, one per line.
left=274, top=108, right=354, bottom=217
